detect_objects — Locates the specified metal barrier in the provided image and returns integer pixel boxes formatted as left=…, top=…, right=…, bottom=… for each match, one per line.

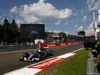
left=86, top=50, right=97, bottom=75
left=0, top=45, right=39, bottom=52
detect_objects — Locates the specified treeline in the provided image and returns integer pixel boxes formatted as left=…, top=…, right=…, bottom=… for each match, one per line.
left=0, top=18, right=20, bottom=45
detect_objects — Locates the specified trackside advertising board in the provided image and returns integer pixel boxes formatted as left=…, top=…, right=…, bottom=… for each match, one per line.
left=40, top=41, right=84, bottom=48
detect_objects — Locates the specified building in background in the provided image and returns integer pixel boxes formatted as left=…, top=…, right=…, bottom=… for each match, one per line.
left=45, top=32, right=66, bottom=43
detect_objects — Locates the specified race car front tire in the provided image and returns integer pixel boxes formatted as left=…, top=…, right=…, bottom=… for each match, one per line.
left=23, top=53, right=29, bottom=58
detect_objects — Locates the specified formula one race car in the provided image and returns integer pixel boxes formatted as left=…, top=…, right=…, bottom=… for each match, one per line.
left=19, top=47, right=53, bottom=61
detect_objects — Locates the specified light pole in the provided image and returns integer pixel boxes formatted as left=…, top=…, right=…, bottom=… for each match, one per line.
left=98, top=9, right=100, bottom=24
left=93, top=12, right=98, bottom=40
left=97, top=9, right=100, bottom=43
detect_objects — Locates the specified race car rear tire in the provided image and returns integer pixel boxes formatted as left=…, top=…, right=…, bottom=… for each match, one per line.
left=20, top=53, right=29, bottom=61
left=49, top=50, right=53, bottom=55
left=36, top=53, right=43, bottom=61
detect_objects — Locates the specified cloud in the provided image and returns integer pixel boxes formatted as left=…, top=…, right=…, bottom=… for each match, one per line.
left=87, top=0, right=100, bottom=11
left=85, top=22, right=95, bottom=36
left=83, top=15, right=87, bottom=21
left=10, top=6, right=17, bottom=13
left=0, top=16, right=2, bottom=18
left=64, top=21, right=68, bottom=25
left=87, top=0, right=95, bottom=5
left=39, top=0, right=46, bottom=3
left=48, top=30, right=68, bottom=35
left=48, top=30, right=61, bottom=33
left=10, top=0, right=72, bottom=24
left=73, top=12, right=78, bottom=16
left=55, top=20, right=61, bottom=25
left=78, top=26, right=83, bottom=31
left=15, top=18, right=24, bottom=26
left=74, top=25, right=77, bottom=28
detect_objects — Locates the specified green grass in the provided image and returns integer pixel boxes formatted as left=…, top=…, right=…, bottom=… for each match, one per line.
left=54, top=49, right=90, bottom=75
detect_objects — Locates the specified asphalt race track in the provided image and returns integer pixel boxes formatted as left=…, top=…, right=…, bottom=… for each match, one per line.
left=0, top=43, right=83, bottom=75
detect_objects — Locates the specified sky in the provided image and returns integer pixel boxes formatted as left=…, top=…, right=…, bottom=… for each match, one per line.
left=0, top=0, right=100, bottom=36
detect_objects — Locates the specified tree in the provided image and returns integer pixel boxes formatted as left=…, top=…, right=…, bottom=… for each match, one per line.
left=2, top=18, right=11, bottom=44
left=11, top=19, right=19, bottom=44
left=0, top=25, right=3, bottom=42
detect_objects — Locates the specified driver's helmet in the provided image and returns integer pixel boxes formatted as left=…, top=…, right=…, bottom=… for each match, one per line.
left=38, top=50, right=41, bottom=52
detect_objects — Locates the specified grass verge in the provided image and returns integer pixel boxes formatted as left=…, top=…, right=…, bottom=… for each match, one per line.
left=54, top=49, right=90, bottom=75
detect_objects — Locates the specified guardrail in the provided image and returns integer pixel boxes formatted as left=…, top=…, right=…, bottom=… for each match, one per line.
left=86, top=50, right=98, bottom=75
left=0, top=45, right=39, bottom=52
